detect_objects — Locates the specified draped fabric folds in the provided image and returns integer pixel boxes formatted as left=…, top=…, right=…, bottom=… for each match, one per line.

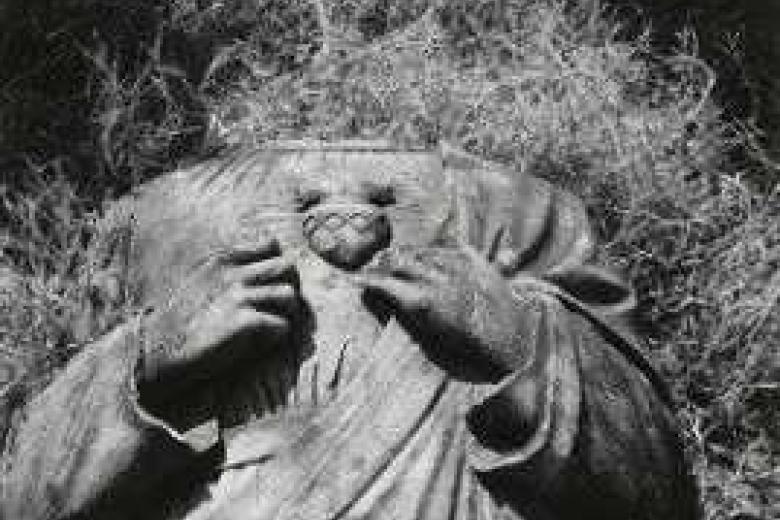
left=1, top=145, right=698, bottom=520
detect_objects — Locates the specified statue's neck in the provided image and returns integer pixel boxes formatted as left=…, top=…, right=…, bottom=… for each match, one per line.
left=216, top=249, right=384, bottom=434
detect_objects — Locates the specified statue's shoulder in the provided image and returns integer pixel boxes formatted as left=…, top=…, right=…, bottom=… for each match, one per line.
left=440, top=143, right=558, bottom=218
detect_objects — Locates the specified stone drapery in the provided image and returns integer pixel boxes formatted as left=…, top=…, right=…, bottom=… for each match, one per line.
left=1, top=143, right=699, bottom=519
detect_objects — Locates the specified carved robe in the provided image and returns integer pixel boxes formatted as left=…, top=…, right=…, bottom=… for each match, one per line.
left=0, top=144, right=698, bottom=520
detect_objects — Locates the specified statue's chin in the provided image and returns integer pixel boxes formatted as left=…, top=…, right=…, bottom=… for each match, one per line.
left=309, top=227, right=390, bottom=271
left=304, top=211, right=392, bottom=271
left=321, top=252, right=372, bottom=271
left=309, top=233, right=389, bottom=271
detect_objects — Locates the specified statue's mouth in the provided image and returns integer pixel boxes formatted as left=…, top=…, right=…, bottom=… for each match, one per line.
left=303, top=208, right=392, bottom=270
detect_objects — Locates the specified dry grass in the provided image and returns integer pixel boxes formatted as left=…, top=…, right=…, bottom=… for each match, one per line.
left=1, top=1, right=778, bottom=517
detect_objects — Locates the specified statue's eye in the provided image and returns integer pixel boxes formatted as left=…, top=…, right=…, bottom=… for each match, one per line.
left=294, top=189, right=325, bottom=212
left=366, top=185, right=396, bottom=207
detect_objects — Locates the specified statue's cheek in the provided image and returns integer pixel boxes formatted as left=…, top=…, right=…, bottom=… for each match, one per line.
left=303, top=207, right=392, bottom=270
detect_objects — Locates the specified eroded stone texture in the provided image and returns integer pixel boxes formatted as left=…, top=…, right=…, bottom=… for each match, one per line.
left=1, top=141, right=699, bottom=520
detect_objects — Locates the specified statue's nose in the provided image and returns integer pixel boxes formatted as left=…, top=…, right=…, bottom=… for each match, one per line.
left=303, top=205, right=391, bottom=270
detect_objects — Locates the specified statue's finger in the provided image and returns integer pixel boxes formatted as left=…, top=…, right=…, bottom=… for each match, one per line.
left=368, top=249, right=434, bottom=282
left=236, top=284, right=300, bottom=315
left=250, top=311, right=290, bottom=337
left=229, top=308, right=290, bottom=353
left=382, top=263, right=428, bottom=282
left=356, top=274, right=428, bottom=312
left=232, top=255, right=300, bottom=289
left=222, top=238, right=282, bottom=265
left=232, top=307, right=271, bottom=333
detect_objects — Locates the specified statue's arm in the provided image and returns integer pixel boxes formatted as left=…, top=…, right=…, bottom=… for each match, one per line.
left=461, top=168, right=699, bottom=519
left=0, top=319, right=217, bottom=520
left=465, top=287, right=696, bottom=519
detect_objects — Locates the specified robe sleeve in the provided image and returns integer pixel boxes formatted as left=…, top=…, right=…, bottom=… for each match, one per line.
left=444, top=149, right=699, bottom=519
left=0, top=316, right=220, bottom=520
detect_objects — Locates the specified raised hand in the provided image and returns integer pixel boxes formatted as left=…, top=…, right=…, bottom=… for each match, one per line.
left=357, top=246, right=532, bottom=382
left=138, top=238, right=301, bottom=416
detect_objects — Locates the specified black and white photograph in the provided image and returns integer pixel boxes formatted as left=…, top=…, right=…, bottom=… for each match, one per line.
left=1, top=1, right=777, bottom=519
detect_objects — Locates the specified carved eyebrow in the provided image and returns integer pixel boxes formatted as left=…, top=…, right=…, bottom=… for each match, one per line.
left=364, top=183, right=397, bottom=207
left=293, top=188, right=326, bottom=211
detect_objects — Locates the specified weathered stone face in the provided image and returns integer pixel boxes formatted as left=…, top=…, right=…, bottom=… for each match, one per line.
left=268, top=143, right=454, bottom=269
left=120, top=141, right=457, bottom=309
left=254, top=142, right=456, bottom=266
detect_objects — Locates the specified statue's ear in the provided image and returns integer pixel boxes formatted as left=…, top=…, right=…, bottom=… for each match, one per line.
left=543, top=264, right=636, bottom=314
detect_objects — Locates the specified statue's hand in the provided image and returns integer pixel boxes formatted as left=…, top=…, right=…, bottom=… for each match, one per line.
left=139, top=238, right=301, bottom=411
left=358, top=246, right=528, bottom=382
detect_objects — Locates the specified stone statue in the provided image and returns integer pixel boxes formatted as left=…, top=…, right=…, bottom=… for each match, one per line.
left=0, top=141, right=699, bottom=519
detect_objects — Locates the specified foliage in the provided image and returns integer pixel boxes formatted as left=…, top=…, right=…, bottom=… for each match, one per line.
left=1, top=1, right=777, bottom=517
left=609, top=0, right=780, bottom=177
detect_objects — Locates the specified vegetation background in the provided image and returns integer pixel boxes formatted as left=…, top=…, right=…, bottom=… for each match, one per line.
left=1, top=1, right=777, bottom=518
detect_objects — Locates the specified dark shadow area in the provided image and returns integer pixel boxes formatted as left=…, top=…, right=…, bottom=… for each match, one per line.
left=607, top=0, right=780, bottom=182
left=0, top=0, right=322, bottom=205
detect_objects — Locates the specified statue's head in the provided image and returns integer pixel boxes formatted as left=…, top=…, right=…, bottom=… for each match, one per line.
left=186, top=140, right=458, bottom=273
left=123, top=140, right=458, bottom=306
left=254, top=140, right=455, bottom=270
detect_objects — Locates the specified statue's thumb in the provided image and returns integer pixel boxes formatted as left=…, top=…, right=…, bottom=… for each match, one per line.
left=354, top=274, right=426, bottom=314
